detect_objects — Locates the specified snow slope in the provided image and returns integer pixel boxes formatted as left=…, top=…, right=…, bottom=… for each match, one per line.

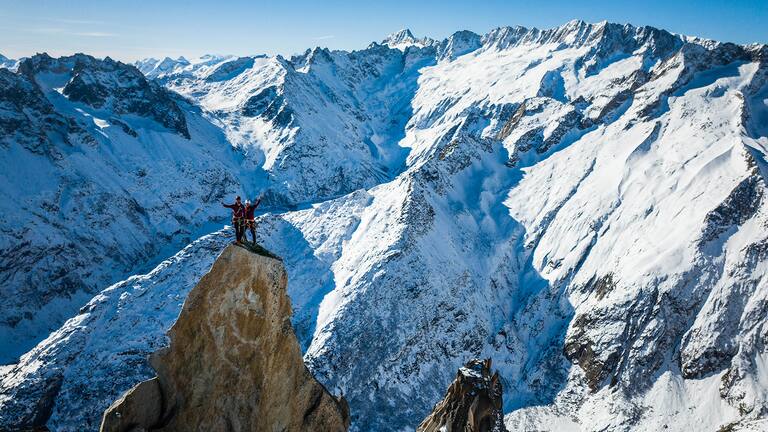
left=0, top=231, right=231, bottom=430
left=155, top=46, right=420, bottom=205
left=2, top=20, right=768, bottom=432
left=0, top=53, right=261, bottom=363
left=150, top=30, right=495, bottom=206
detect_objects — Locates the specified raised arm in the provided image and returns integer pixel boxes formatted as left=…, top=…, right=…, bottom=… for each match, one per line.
left=222, top=202, right=235, bottom=209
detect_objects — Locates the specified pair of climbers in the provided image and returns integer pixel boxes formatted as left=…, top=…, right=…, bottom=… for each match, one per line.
left=222, top=194, right=262, bottom=244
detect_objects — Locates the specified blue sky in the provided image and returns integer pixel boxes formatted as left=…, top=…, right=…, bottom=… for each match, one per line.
left=1, top=0, right=766, bottom=62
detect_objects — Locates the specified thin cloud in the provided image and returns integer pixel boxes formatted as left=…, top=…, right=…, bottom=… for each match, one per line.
left=37, top=16, right=139, bottom=31
left=24, top=28, right=117, bottom=37
left=42, top=17, right=106, bottom=25
left=73, top=31, right=117, bottom=37
left=313, top=35, right=335, bottom=41
left=28, top=27, right=65, bottom=34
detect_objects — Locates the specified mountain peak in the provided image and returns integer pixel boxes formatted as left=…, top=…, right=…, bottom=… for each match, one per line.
left=0, top=53, right=16, bottom=69
left=383, top=28, right=432, bottom=50
left=562, top=18, right=589, bottom=28
left=386, top=28, right=416, bottom=42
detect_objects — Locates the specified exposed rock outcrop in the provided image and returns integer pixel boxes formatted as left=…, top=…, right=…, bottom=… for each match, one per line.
left=99, top=244, right=349, bottom=432
left=417, top=359, right=507, bottom=432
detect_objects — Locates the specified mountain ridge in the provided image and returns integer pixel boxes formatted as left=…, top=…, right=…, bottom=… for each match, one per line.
left=137, top=20, right=767, bottom=67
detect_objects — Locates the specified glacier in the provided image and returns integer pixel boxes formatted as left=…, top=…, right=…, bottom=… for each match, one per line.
left=1, top=20, right=767, bottom=432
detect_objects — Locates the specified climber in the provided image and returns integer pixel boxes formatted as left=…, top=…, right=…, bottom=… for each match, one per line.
left=222, top=196, right=246, bottom=243
left=244, top=194, right=263, bottom=244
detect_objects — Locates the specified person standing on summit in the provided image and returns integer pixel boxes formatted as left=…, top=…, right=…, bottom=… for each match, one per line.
left=222, top=196, right=246, bottom=243
left=244, top=195, right=263, bottom=244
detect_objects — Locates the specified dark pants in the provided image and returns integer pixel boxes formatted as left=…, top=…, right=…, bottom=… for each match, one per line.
left=233, top=218, right=245, bottom=242
left=245, top=219, right=257, bottom=243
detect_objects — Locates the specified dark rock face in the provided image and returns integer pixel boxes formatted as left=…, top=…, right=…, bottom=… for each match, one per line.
left=498, top=98, right=586, bottom=167
left=699, top=175, right=764, bottom=247
left=65, top=57, right=190, bottom=139
left=19, top=53, right=190, bottom=139
left=0, top=374, right=62, bottom=431
left=241, top=85, right=293, bottom=127
left=417, top=359, right=507, bottom=432
left=495, top=102, right=525, bottom=141
left=563, top=312, right=621, bottom=392
left=205, top=56, right=255, bottom=82
left=681, top=345, right=740, bottom=380
left=436, top=30, right=482, bottom=60
left=0, top=68, right=82, bottom=156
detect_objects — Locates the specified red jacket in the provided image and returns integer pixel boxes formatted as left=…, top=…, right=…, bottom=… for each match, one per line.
left=244, top=198, right=261, bottom=220
left=222, top=202, right=245, bottom=219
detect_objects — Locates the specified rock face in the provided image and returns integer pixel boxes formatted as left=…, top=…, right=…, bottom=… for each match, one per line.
left=99, top=244, right=349, bottom=432
left=418, top=359, right=507, bottom=432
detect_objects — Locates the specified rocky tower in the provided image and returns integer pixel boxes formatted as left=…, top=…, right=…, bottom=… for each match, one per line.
left=99, top=244, right=349, bottom=432
left=417, top=359, right=507, bottom=432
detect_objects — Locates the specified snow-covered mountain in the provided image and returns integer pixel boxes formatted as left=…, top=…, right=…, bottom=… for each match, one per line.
left=382, top=28, right=436, bottom=50
left=2, top=20, right=768, bottom=432
left=0, top=53, right=260, bottom=363
left=134, top=54, right=236, bottom=80
left=156, top=46, right=422, bottom=205
left=0, top=54, right=17, bottom=70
